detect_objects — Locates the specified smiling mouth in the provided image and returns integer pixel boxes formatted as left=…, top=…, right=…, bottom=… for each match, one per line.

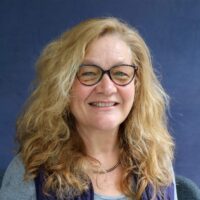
left=89, top=102, right=118, bottom=107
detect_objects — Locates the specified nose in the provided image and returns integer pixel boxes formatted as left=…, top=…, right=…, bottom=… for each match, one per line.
left=95, top=74, right=117, bottom=95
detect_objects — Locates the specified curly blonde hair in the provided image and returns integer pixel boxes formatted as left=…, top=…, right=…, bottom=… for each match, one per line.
left=16, top=17, right=174, bottom=200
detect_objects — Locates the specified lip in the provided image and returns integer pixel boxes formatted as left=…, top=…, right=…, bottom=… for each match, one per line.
left=88, top=101, right=119, bottom=108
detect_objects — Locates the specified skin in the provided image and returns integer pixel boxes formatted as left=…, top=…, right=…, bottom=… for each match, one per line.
left=70, top=34, right=136, bottom=195
left=70, top=34, right=135, bottom=134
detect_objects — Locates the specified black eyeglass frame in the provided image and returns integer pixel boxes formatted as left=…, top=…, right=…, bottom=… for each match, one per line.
left=77, top=64, right=138, bottom=86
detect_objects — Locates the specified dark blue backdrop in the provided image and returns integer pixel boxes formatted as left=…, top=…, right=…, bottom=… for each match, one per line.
left=0, top=0, right=200, bottom=186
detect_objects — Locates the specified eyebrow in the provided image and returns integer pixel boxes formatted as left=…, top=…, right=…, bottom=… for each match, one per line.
left=82, top=58, right=100, bottom=65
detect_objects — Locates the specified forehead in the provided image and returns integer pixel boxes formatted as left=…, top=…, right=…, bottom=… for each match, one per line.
left=84, top=34, right=132, bottom=66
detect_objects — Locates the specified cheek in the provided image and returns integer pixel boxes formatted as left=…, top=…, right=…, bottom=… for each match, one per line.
left=121, top=83, right=135, bottom=104
left=70, top=80, right=93, bottom=104
left=124, top=90, right=135, bottom=117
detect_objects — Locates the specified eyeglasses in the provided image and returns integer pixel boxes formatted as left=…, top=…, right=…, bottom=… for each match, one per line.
left=76, top=64, right=137, bottom=86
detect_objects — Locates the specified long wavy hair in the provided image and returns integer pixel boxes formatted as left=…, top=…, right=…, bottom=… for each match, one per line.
left=16, top=17, right=174, bottom=200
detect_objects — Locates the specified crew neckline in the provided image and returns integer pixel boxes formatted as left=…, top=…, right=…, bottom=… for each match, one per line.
left=94, top=192, right=126, bottom=200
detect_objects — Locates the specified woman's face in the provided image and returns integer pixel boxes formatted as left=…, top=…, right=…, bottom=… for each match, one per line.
left=70, top=34, right=135, bottom=132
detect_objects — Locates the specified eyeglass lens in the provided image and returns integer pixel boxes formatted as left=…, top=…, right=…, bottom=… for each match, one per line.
left=77, top=65, right=136, bottom=86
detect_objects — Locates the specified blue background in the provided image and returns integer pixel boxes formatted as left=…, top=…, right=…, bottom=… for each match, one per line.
left=0, top=0, right=200, bottom=186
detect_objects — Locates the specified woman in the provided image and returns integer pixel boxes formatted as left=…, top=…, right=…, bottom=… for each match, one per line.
left=0, top=17, right=177, bottom=200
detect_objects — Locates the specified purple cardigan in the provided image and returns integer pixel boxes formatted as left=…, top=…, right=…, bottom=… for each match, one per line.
left=35, top=170, right=174, bottom=200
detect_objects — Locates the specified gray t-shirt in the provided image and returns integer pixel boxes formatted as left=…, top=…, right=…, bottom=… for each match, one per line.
left=94, top=193, right=128, bottom=200
left=0, top=155, right=178, bottom=200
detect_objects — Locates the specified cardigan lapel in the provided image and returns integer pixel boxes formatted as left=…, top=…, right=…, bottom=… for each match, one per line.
left=35, top=170, right=174, bottom=200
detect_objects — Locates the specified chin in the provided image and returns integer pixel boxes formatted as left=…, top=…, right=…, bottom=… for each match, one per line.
left=93, top=120, right=121, bottom=131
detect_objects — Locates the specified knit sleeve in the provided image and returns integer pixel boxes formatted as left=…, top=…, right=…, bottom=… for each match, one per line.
left=0, top=154, right=36, bottom=200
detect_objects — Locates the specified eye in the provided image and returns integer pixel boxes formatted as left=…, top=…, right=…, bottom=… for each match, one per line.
left=80, top=71, right=97, bottom=76
left=111, top=65, right=134, bottom=81
left=78, top=65, right=100, bottom=78
left=113, top=71, right=129, bottom=77
left=112, top=71, right=130, bottom=80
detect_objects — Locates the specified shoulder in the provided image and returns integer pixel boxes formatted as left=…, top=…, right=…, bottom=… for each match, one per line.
left=172, top=166, right=178, bottom=200
left=0, top=154, right=36, bottom=200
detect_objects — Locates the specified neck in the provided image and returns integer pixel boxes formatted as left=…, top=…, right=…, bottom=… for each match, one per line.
left=77, top=125, right=120, bottom=165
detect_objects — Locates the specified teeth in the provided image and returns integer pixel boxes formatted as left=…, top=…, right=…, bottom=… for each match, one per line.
left=90, top=102, right=116, bottom=107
